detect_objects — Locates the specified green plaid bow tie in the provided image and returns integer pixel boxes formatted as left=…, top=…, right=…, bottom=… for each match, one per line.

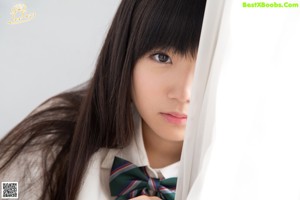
left=110, top=156, right=177, bottom=200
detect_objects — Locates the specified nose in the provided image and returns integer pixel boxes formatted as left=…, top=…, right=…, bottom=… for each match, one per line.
left=167, top=59, right=195, bottom=103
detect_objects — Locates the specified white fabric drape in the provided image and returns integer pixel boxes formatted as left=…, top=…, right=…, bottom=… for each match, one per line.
left=176, top=1, right=300, bottom=199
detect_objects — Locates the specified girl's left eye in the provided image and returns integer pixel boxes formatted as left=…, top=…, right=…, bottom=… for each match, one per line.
left=152, top=53, right=172, bottom=64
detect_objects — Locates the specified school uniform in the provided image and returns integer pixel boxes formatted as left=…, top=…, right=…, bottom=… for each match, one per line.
left=77, top=107, right=179, bottom=200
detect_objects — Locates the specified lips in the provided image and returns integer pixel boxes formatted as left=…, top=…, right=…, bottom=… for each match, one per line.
left=160, top=112, right=187, bottom=125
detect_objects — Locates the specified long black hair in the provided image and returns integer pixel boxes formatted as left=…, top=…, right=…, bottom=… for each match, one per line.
left=0, top=0, right=206, bottom=199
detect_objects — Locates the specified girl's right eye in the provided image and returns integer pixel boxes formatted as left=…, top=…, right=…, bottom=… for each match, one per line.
left=151, top=53, right=172, bottom=64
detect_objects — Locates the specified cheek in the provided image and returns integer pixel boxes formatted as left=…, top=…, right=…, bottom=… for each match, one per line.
left=131, top=68, right=170, bottom=125
left=132, top=69, right=163, bottom=103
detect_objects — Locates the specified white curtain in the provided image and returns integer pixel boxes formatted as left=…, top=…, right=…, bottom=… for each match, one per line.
left=176, top=1, right=300, bottom=199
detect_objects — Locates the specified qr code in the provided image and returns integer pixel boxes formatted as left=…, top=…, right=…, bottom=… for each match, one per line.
left=1, top=182, right=18, bottom=199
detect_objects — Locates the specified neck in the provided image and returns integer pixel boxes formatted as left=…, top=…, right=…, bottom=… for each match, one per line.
left=142, top=120, right=183, bottom=168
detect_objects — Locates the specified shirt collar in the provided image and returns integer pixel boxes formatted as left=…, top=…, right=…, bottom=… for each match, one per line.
left=154, top=161, right=180, bottom=179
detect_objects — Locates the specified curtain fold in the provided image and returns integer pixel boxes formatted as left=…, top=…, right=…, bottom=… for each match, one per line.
left=177, top=1, right=300, bottom=199
left=175, top=0, right=227, bottom=199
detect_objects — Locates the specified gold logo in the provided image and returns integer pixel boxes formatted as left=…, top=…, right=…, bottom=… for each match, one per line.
left=8, top=4, right=36, bottom=25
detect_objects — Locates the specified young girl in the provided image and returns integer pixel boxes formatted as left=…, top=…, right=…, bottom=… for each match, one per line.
left=0, top=0, right=206, bottom=199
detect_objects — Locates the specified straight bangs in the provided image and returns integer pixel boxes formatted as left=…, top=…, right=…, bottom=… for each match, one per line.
left=130, top=0, right=206, bottom=61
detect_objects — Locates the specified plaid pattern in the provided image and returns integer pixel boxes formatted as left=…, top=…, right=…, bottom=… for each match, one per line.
left=110, top=157, right=177, bottom=200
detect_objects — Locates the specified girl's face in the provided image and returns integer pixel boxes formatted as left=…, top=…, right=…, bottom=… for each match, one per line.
left=132, top=49, right=196, bottom=143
